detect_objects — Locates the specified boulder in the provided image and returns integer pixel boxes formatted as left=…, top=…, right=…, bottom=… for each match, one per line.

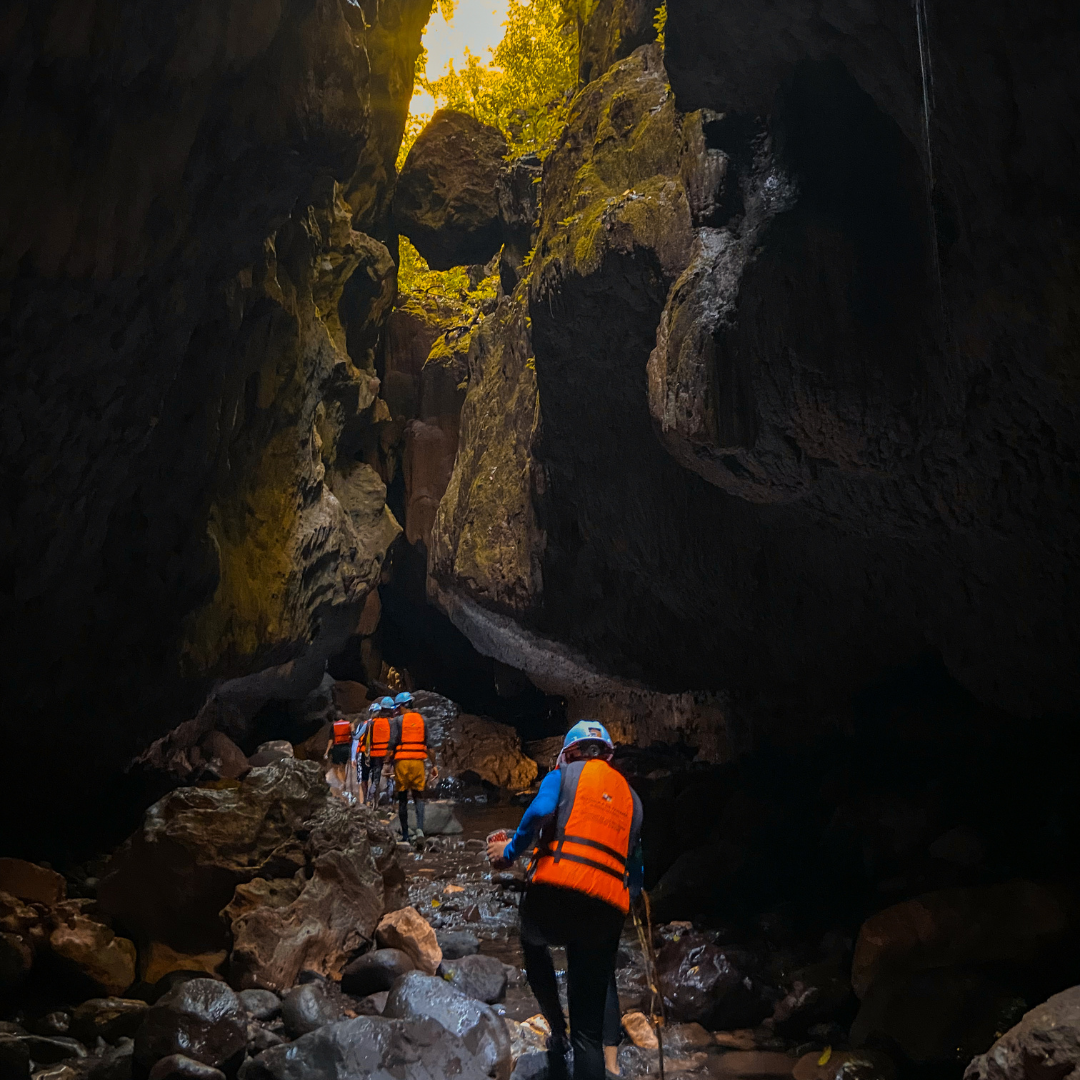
left=226, top=848, right=385, bottom=991
left=375, top=909, right=441, bottom=975
left=48, top=914, right=136, bottom=997
left=509, top=1054, right=547, bottom=1080
left=340, top=949, right=415, bottom=997
left=13, top=1037, right=86, bottom=1064
left=436, top=931, right=480, bottom=960
left=1, top=931, right=33, bottom=995
left=29, top=1014, right=70, bottom=1037
left=439, top=955, right=508, bottom=1005
left=383, top=971, right=512, bottom=1080
left=280, top=983, right=351, bottom=1038
left=237, top=991, right=280, bottom=1022
left=656, top=933, right=773, bottom=1029
left=0, top=860, right=66, bottom=906
left=439, top=716, right=538, bottom=792
left=147, top=1058, right=225, bottom=1080
left=851, top=882, right=1072, bottom=999
left=197, top=733, right=249, bottom=781
left=237, top=1016, right=491, bottom=1080
left=850, top=966, right=1024, bottom=1065
left=133, top=979, right=247, bottom=1072
left=390, top=801, right=463, bottom=837
left=965, top=986, right=1080, bottom=1080
left=70, top=999, right=148, bottom=1044
left=99, top=760, right=329, bottom=952
left=332, top=682, right=370, bottom=715
left=523, top=739, right=562, bottom=775
left=394, top=110, right=508, bottom=271
left=622, top=1011, right=658, bottom=1049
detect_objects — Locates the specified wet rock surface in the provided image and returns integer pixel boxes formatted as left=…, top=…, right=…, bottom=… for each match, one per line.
left=133, top=980, right=247, bottom=1071
left=340, top=950, right=415, bottom=998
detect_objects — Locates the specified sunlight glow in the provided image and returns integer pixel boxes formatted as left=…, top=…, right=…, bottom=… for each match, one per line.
left=409, top=0, right=510, bottom=118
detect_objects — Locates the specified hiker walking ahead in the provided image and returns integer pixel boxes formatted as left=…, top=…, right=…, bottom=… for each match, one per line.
left=387, top=691, right=438, bottom=843
left=488, top=720, right=643, bottom=1080
left=367, top=697, right=395, bottom=808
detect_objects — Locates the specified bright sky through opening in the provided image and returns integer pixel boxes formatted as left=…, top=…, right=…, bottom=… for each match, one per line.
left=409, top=0, right=510, bottom=116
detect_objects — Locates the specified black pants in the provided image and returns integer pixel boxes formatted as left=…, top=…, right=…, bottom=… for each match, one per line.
left=520, top=883, right=624, bottom=1080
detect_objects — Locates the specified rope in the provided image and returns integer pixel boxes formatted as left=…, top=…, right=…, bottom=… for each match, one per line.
left=631, top=891, right=666, bottom=1080
left=913, top=0, right=948, bottom=336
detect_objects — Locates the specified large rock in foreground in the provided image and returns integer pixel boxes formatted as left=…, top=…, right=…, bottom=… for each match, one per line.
left=239, top=1016, right=492, bottom=1080
left=99, top=759, right=400, bottom=969
left=439, top=715, right=538, bottom=791
left=395, top=110, right=508, bottom=270
left=965, top=986, right=1080, bottom=1080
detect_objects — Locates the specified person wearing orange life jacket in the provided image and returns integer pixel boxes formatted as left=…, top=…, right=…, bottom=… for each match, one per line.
left=367, top=697, right=395, bottom=808
left=487, top=721, right=643, bottom=1080
left=387, top=691, right=438, bottom=843
left=325, top=708, right=355, bottom=801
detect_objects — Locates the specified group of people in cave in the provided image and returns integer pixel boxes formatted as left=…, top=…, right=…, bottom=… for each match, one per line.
left=325, top=691, right=437, bottom=843
left=325, top=692, right=645, bottom=1080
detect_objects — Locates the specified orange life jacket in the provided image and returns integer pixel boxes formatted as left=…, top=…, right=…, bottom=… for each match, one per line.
left=395, top=711, right=428, bottom=760
left=332, top=718, right=352, bottom=746
left=370, top=715, right=391, bottom=758
left=529, top=759, right=634, bottom=913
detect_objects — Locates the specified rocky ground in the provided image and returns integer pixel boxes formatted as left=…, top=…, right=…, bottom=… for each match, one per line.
left=4, top=697, right=1080, bottom=1080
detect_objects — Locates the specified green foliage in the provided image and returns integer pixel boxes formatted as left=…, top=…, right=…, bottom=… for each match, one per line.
left=396, top=236, right=498, bottom=314
left=653, top=1, right=666, bottom=47
left=419, top=0, right=578, bottom=159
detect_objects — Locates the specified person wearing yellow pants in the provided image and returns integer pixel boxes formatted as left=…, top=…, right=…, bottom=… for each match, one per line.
left=387, top=691, right=437, bottom=843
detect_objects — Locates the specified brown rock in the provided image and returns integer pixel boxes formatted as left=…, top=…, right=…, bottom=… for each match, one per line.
left=668, top=1023, right=715, bottom=1051
left=226, top=850, right=384, bottom=991
left=578, top=0, right=657, bottom=85
left=438, top=714, right=538, bottom=791
left=48, top=915, right=136, bottom=997
left=198, top=733, right=249, bottom=781
left=147, top=1056, right=225, bottom=1080
left=375, top=908, right=441, bottom=975
left=139, top=943, right=227, bottom=986
left=622, top=1011, right=658, bottom=1049
left=394, top=110, right=508, bottom=270
left=851, top=881, right=1072, bottom=999
left=293, top=725, right=332, bottom=763
left=98, top=759, right=328, bottom=952
left=0, top=859, right=66, bottom=906
left=965, top=986, right=1080, bottom=1080
left=332, top=681, right=370, bottom=715
left=1, top=931, right=34, bottom=994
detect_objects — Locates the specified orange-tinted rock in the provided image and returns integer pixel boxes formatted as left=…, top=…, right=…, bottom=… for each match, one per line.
left=332, top=680, right=370, bottom=715
left=139, top=943, right=227, bottom=986
left=48, top=914, right=136, bottom=996
left=0, top=859, right=66, bottom=906
left=621, top=1011, right=658, bottom=1049
left=375, top=907, right=441, bottom=975
left=715, top=1031, right=759, bottom=1050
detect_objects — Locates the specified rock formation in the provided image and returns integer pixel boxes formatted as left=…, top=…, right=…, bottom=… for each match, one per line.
left=0, top=0, right=430, bottom=844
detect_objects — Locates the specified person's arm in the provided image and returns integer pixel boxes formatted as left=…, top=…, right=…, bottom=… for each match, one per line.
left=491, top=770, right=562, bottom=865
left=386, top=717, right=401, bottom=759
left=627, top=788, right=645, bottom=901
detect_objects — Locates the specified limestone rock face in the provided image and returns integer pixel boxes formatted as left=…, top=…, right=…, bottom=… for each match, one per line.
left=395, top=110, right=509, bottom=270
left=578, top=0, right=658, bottom=85
left=0, top=0, right=427, bottom=841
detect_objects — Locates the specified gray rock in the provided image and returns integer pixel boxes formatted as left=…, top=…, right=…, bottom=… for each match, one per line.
left=134, top=979, right=247, bottom=1071
left=439, top=955, right=508, bottom=1005
left=383, top=971, right=512, bottom=1080
left=237, top=1016, right=490, bottom=1080
left=340, top=949, right=415, bottom=997
left=245, top=1028, right=284, bottom=1055
left=81, top=1039, right=133, bottom=1080
left=237, top=991, right=281, bottom=1023
left=436, top=931, right=480, bottom=960
left=509, top=1053, right=548, bottom=1080
left=146, top=1057, right=225, bottom=1080
left=28, top=1015, right=70, bottom=1038
left=18, top=1038, right=87, bottom=1064
left=280, top=983, right=349, bottom=1038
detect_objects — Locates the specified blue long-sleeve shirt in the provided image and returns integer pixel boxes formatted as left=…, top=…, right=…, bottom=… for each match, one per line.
left=503, top=766, right=645, bottom=899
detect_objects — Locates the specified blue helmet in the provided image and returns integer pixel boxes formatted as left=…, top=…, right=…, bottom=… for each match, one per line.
left=379, top=696, right=396, bottom=710
left=558, top=720, right=615, bottom=765
left=394, top=691, right=414, bottom=706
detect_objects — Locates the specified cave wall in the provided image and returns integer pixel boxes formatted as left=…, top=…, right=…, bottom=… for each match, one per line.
left=428, top=1, right=1080, bottom=740
left=0, top=0, right=431, bottom=840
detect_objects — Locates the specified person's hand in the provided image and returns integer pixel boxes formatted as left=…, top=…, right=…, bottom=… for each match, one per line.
left=430, top=766, right=439, bottom=781
left=487, top=839, right=511, bottom=868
